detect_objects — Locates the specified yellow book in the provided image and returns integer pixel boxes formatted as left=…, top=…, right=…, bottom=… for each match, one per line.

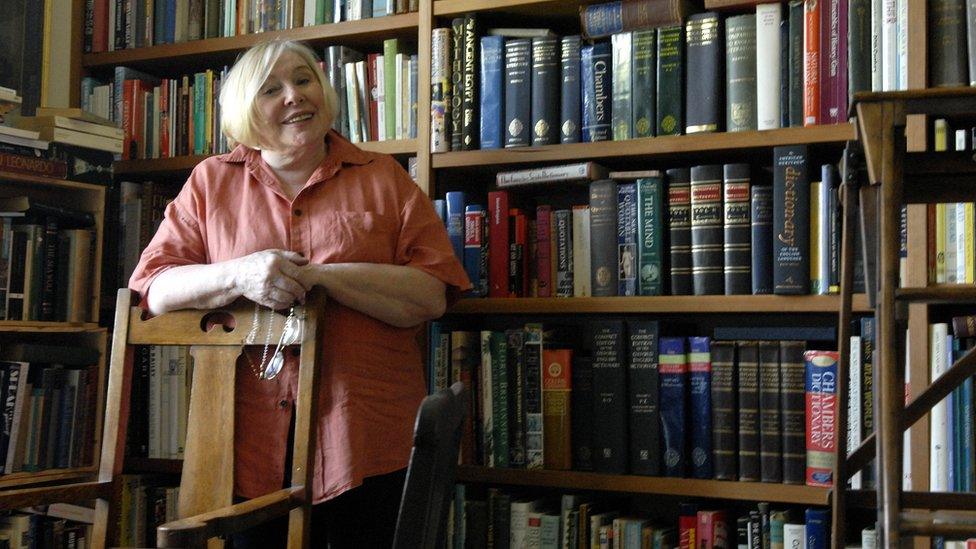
left=934, top=119, right=948, bottom=152
left=809, top=181, right=821, bottom=294
left=966, top=203, right=974, bottom=284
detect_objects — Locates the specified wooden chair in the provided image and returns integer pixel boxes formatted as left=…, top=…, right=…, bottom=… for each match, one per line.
left=0, top=287, right=326, bottom=548
left=392, top=381, right=468, bottom=549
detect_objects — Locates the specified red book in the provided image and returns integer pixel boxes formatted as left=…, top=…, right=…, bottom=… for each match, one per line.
left=122, top=79, right=138, bottom=160
left=159, top=79, right=170, bottom=158
left=803, top=0, right=820, bottom=126
left=92, top=0, right=109, bottom=52
left=366, top=53, right=380, bottom=141
left=488, top=191, right=510, bottom=297
left=535, top=205, right=553, bottom=297
left=509, top=208, right=529, bottom=297
left=804, top=350, right=838, bottom=487
left=818, top=0, right=835, bottom=124
left=696, top=510, right=729, bottom=549
left=0, top=152, right=67, bottom=179
left=678, top=504, right=698, bottom=549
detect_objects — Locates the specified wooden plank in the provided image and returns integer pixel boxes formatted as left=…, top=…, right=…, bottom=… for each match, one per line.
left=448, top=294, right=872, bottom=314
left=896, top=285, right=976, bottom=303
left=434, top=0, right=584, bottom=17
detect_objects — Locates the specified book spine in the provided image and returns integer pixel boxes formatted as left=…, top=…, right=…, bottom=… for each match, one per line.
left=737, top=340, right=761, bottom=481
left=723, top=163, right=752, bottom=295
left=496, top=162, right=604, bottom=187
left=726, top=13, right=758, bottom=133
left=803, top=0, right=821, bottom=124
left=589, top=179, right=619, bottom=297
left=582, top=41, right=613, bottom=142
left=819, top=0, right=837, bottom=124
left=554, top=209, right=574, bottom=297
left=667, top=167, right=693, bottom=295
left=505, top=329, right=526, bottom=468
left=611, top=32, right=633, bottom=141
left=536, top=205, right=553, bottom=298
left=758, top=340, right=783, bottom=482
left=788, top=0, right=805, bottom=126
left=804, top=508, right=829, bottom=549
left=685, top=12, right=723, bottom=133
left=688, top=336, right=713, bottom=479
left=531, top=36, right=560, bottom=146
left=490, top=331, right=509, bottom=468
left=590, top=320, right=627, bottom=473
left=628, top=320, right=660, bottom=475
left=464, top=205, right=486, bottom=297
left=445, top=191, right=466, bottom=264
left=523, top=324, right=544, bottom=470
left=560, top=35, right=582, bottom=144
left=580, top=0, right=690, bottom=39
left=630, top=29, right=657, bottom=140
left=780, top=340, right=808, bottom=484
left=488, top=191, right=510, bottom=297
left=636, top=176, right=664, bottom=296
left=780, top=18, right=791, bottom=128
left=508, top=210, right=528, bottom=297
left=969, top=0, right=976, bottom=85
left=572, top=206, right=592, bottom=297
left=751, top=185, right=774, bottom=294
left=710, top=341, right=737, bottom=480
left=656, top=25, right=684, bottom=136
left=461, top=14, right=479, bottom=149
left=542, top=348, right=573, bottom=470
left=929, top=0, right=970, bottom=86
left=450, top=18, right=465, bottom=150
left=0, top=153, right=67, bottom=179
left=755, top=4, right=781, bottom=130
left=690, top=164, right=724, bottom=295
left=659, top=337, right=688, bottom=477
left=480, top=35, right=505, bottom=150
left=504, top=38, right=532, bottom=148
left=804, top=350, right=839, bottom=487
left=430, top=28, right=451, bottom=153
left=617, top=183, right=638, bottom=296
left=773, top=145, right=810, bottom=294
left=571, top=356, right=594, bottom=471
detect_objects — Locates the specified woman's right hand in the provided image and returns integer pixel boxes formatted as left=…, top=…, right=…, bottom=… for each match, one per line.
left=232, top=249, right=311, bottom=310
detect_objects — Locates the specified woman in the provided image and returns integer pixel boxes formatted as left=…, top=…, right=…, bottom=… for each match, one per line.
left=128, top=39, right=471, bottom=547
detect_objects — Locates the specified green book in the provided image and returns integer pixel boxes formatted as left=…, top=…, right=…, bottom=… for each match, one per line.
left=637, top=175, right=664, bottom=295
left=632, top=29, right=657, bottom=138
left=383, top=38, right=403, bottom=140
left=655, top=25, right=684, bottom=136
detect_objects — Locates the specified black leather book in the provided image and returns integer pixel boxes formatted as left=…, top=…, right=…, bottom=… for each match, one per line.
left=632, top=29, right=657, bottom=138
left=560, top=35, right=582, bottom=143
left=667, top=168, right=693, bottom=295
left=589, top=179, right=619, bottom=296
left=787, top=0, right=804, bottom=127
left=504, top=38, right=532, bottom=148
left=723, top=163, right=752, bottom=295
left=571, top=356, right=595, bottom=471
left=627, top=320, right=660, bottom=475
left=780, top=340, right=807, bottom=484
left=461, top=14, right=480, bottom=150
left=656, top=25, right=684, bottom=136
left=750, top=185, right=774, bottom=294
left=773, top=145, right=810, bottom=294
left=685, top=12, right=724, bottom=134
left=590, top=320, right=628, bottom=474
left=710, top=340, right=738, bottom=480
left=450, top=17, right=465, bottom=150
left=531, top=36, right=560, bottom=146
left=725, top=14, right=757, bottom=132
left=758, top=340, right=782, bottom=483
left=690, top=164, right=724, bottom=295
left=736, top=340, right=761, bottom=481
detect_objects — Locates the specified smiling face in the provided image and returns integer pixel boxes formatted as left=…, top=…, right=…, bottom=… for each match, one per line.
left=253, top=50, right=330, bottom=153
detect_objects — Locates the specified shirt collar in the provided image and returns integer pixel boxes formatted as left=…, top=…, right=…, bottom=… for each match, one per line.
left=217, top=130, right=373, bottom=167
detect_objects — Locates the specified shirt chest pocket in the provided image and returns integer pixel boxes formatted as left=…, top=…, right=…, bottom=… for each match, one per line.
left=312, top=211, right=398, bottom=264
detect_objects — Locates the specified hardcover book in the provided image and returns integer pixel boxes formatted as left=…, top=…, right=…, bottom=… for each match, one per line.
left=590, top=320, right=628, bottom=473
left=461, top=15, right=480, bottom=149
left=750, top=185, right=774, bottom=294
left=504, top=38, right=532, bottom=148
left=690, top=164, right=724, bottom=295
left=758, top=340, right=783, bottom=482
left=723, top=163, right=751, bottom=295
left=560, top=35, right=582, bottom=143
left=531, top=36, right=560, bottom=146
left=579, top=0, right=696, bottom=39
left=631, top=29, right=657, bottom=138
left=611, top=32, right=633, bottom=141
left=780, top=340, right=808, bottom=484
left=667, top=167, right=693, bottom=295
left=523, top=324, right=545, bottom=469
left=496, top=161, right=609, bottom=187
left=737, top=340, right=761, bottom=481
left=589, top=179, right=619, bottom=296
left=627, top=320, right=660, bottom=475
left=636, top=174, right=665, bottom=296
left=688, top=336, right=713, bottom=479
left=804, top=350, right=838, bottom=487
left=617, top=183, right=638, bottom=296
left=542, top=347, right=572, bottom=470
left=656, top=25, right=684, bottom=136
left=659, top=336, right=688, bottom=477
left=581, top=41, right=613, bottom=142
left=450, top=18, right=465, bottom=150
left=685, top=13, right=724, bottom=134
left=773, top=145, right=810, bottom=294
left=725, top=13, right=758, bottom=132
left=479, top=35, right=506, bottom=149
left=710, top=340, right=737, bottom=480
left=755, top=4, right=782, bottom=130
left=571, top=356, right=595, bottom=471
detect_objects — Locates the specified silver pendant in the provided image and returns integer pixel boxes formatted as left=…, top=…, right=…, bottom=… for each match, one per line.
left=263, top=351, right=285, bottom=380
left=281, top=317, right=301, bottom=346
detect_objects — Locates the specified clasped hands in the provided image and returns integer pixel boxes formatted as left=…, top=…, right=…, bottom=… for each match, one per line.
left=233, top=249, right=321, bottom=310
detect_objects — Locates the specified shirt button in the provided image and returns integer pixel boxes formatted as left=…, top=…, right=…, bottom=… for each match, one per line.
left=279, top=400, right=289, bottom=408
left=293, top=208, right=303, bottom=216
left=291, top=348, right=301, bottom=357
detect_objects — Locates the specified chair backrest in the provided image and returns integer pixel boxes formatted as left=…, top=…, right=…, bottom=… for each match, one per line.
left=91, top=288, right=326, bottom=548
left=392, top=381, right=468, bottom=549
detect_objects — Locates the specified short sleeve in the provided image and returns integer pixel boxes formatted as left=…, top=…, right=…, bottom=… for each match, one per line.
left=127, top=181, right=208, bottom=302
left=393, top=170, right=472, bottom=303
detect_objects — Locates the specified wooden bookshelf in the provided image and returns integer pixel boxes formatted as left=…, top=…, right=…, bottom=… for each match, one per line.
left=0, top=322, right=102, bottom=332
left=431, top=124, right=855, bottom=169
left=434, top=0, right=587, bottom=18
left=450, top=294, right=873, bottom=314
left=703, top=0, right=771, bottom=10
left=0, top=468, right=98, bottom=490
left=456, top=466, right=831, bottom=505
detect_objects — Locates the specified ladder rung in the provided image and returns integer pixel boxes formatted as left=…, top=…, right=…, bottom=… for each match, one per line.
left=901, top=511, right=976, bottom=537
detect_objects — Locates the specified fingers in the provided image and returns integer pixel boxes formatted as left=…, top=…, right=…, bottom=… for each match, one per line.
left=272, top=249, right=309, bottom=266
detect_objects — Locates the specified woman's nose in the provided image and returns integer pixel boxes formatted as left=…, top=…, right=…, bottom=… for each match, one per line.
left=284, top=86, right=304, bottom=105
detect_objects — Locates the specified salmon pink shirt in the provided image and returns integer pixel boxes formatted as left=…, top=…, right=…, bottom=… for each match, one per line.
left=128, top=131, right=471, bottom=503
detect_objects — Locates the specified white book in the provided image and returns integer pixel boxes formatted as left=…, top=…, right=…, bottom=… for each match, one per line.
left=945, top=202, right=957, bottom=283
left=880, top=0, right=897, bottom=90
left=0, top=125, right=40, bottom=141
left=375, top=55, right=386, bottom=141
left=397, top=53, right=407, bottom=140
left=861, top=527, right=877, bottom=549
left=571, top=206, right=591, bottom=297
left=480, top=330, right=494, bottom=467
left=755, top=3, right=782, bottom=130
left=929, top=322, right=949, bottom=491
left=956, top=203, right=968, bottom=284
left=344, top=63, right=362, bottom=143
left=896, top=0, right=907, bottom=90
left=783, top=523, right=805, bottom=549
left=430, top=28, right=451, bottom=153
left=510, top=499, right=541, bottom=548
left=355, top=60, right=370, bottom=141
left=848, top=334, right=863, bottom=489
left=304, top=0, right=317, bottom=26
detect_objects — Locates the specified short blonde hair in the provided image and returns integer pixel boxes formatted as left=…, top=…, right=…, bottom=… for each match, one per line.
left=220, top=40, right=339, bottom=149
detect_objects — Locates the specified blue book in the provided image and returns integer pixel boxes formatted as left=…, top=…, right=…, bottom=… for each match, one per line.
left=617, top=183, right=637, bottom=296
left=154, top=0, right=168, bottom=44
left=804, top=508, right=829, bottom=549
left=688, top=336, right=713, bottom=479
left=581, top=41, right=613, bottom=142
left=659, top=337, right=687, bottom=477
left=165, top=0, right=177, bottom=44
left=113, top=66, right=161, bottom=125
left=962, top=375, right=974, bottom=491
left=560, top=35, right=582, bottom=143
left=479, top=35, right=505, bottom=149
left=445, top=191, right=466, bottom=262
left=463, top=205, right=486, bottom=296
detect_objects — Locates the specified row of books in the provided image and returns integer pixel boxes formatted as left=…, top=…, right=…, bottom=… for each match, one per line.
left=926, top=202, right=976, bottom=286
left=0, top=509, right=94, bottom=549
left=116, top=180, right=181, bottom=290
left=429, top=4, right=868, bottom=154
left=438, top=149, right=851, bottom=298
left=430, top=319, right=842, bottom=487
left=0, top=113, right=116, bottom=186
left=0, top=198, right=97, bottom=323
left=125, top=346, right=191, bottom=460
left=449, top=488, right=835, bottom=549
left=929, top=323, right=976, bottom=494
left=112, top=474, right=181, bottom=547
left=0, top=344, right=101, bottom=476
left=83, top=0, right=418, bottom=54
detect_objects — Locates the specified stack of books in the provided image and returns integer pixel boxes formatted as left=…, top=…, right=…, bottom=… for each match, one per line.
left=18, top=108, right=124, bottom=155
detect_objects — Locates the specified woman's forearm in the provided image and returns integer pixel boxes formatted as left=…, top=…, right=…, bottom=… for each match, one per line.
left=145, top=263, right=242, bottom=315
left=304, top=263, right=446, bottom=328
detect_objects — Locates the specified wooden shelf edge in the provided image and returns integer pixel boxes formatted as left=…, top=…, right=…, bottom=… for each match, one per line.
left=0, top=171, right=105, bottom=190
left=432, top=124, right=854, bottom=169
left=456, top=466, right=830, bottom=505
left=448, top=294, right=872, bottom=314
left=0, top=467, right=96, bottom=490
left=0, top=322, right=104, bottom=333
left=434, top=0, right=579, bottom=16
left=83, top=13, right=420, bottom=68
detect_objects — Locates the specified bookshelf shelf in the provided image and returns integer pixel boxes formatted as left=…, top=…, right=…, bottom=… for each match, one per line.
left=113, top=139, right=418, bottom=177
left=895, top=285, right=976, bottom=303
left=455, top=466, right=831, bottom=505
left=0, top=171, right=105, bottom=192
left=431, top=124, right=855, bottom=169
left=0, top=467, right=97, bottom=490
left=0, top=322, right=103, bottom=333
left=81, top=13, right=420, bottom=73
left=449, top=294, right=872, bottom=314
left=434, top=0, right=586, bottom=18
left=703, top=0, right=770, bottom=11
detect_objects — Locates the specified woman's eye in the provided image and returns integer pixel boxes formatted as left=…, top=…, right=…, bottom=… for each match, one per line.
left=262, top=86, right=279, bottom=95
left=297, top=77, right=310, bottom=85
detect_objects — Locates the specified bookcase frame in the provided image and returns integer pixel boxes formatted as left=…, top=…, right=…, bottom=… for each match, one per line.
left=67, top=0, right=944, bottom=545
